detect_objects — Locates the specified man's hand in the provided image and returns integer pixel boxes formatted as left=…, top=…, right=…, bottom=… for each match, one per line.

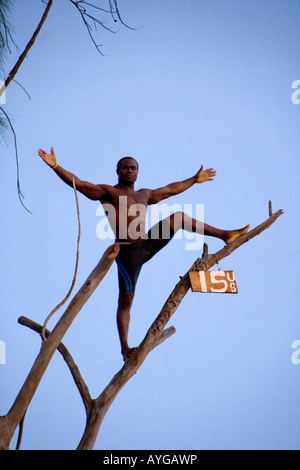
left=194, top=165, right=216, bottom=183
left=38, top=147, right=57, bottom=168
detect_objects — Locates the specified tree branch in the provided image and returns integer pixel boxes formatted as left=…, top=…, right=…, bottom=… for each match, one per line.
left=141, top=207, right=284, bottom=351
left=0, top=0, right=53, bottom=97
left=68, top=0, right=137, bottom=55
left=18, top=316, right=92, bottom=414
left=0, top=0, right=53, bottom=213
left=195, top=207, right=284, bottom=271
left=16, top=321, right=176, bottom=430
left=0, top=243, right=119, bottom=450
left=0, top=105, right=32, bottom=213
left=152, top=326, right=176, bottom=350
left=0, top=0, right=17, bottom=58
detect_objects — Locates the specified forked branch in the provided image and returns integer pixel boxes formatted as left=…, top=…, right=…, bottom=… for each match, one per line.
left=0, top=243, right=119, bottom=450
left=18, top=316, right=92, bottom=413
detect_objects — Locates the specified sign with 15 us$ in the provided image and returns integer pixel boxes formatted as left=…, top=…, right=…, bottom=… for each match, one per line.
left=189, top=271, right=238, bottom=294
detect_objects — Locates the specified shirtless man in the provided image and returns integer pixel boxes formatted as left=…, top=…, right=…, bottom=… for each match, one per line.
left=38, top=147, right=249, bottom=361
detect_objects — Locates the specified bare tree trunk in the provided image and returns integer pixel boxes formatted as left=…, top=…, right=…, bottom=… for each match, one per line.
left=0, top=243, right=119, bottom=450
left=16, top=318, right=175, bottom=450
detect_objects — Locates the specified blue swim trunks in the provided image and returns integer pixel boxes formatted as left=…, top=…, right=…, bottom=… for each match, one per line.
left=116, top=220, right=175, bottom=294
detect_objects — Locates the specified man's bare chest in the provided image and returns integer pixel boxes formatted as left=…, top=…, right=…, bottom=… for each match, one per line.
left=101, top=189, right=149, bottom=209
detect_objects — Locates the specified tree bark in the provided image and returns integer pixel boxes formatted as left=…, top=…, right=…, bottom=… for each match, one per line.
left=18, top=316, right=93, bottom=415
left=77, top=207, right=283, bottom=450
left=0, top=243, right=119, bottom=450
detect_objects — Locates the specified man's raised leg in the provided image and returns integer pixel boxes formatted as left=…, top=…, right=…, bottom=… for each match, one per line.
left=166, top=212, right=249, bottom=245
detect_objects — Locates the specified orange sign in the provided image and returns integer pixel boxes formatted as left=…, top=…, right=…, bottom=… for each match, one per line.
left=189, top=270, right=238, bottom=294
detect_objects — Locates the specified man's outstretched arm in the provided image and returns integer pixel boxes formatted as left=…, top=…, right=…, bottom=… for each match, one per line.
left=148, top=165, right=216, bottom=204
left=38, top=147, right=107, bottom=201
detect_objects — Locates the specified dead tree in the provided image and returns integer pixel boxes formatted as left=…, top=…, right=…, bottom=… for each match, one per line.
left=0, top=202, right=283, bottom=450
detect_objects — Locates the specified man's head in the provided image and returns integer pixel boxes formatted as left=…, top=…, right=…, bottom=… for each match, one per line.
left=116, top=157, right=139, bottom=185
left=117, top=156, right=139, bottom=172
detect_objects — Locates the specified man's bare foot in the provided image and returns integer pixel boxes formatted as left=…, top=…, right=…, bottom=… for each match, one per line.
left=223, top=224, right=250, bottom=245
left=122, top=346, right=139, bottom=362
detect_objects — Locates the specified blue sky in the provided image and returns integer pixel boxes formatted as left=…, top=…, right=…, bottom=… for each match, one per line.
left=0, top=0, right=299, bottom=450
